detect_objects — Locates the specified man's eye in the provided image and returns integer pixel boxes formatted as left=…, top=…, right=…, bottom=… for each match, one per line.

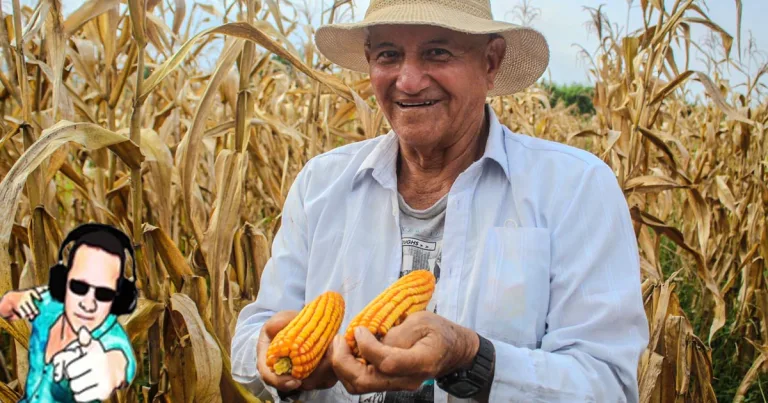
left=377, top=51, right=398, bottom=61
left=427, top=49, right=451, bottom=58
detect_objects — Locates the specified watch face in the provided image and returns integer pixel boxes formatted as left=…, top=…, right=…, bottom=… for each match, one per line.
left=451, top=381, right=480, bottom=398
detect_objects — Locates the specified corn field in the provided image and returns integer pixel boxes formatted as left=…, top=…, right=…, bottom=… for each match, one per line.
left=0, top=0, right=765, bottom=402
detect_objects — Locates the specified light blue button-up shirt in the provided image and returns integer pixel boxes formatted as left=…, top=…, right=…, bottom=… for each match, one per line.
left=19, top=290, right=136, bottom=403
left=231, top=105, right=649, bottom=402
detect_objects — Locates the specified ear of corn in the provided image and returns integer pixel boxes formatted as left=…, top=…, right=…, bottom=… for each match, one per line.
left=266, top=291, right=345, bottom=379
left=344, top=270, right=436, bottom=358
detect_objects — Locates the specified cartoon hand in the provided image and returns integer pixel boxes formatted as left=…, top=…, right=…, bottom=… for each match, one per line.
left=52, top=341, right=83, bottom=383
left=65, top=327, right=127, bottom=402
left=1, top=286, right=48, bottom=321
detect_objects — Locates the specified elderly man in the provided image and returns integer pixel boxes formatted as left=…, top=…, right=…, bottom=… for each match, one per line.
left=232, top=0, right=649, bottom=402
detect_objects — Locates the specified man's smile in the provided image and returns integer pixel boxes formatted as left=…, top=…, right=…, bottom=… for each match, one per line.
left=395, top=100, right=440, bottom=108
left=75, top=312, right=95, bottom=321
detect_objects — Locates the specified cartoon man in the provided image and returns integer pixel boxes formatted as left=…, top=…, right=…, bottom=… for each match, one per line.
left=0, top=223, right=138, bottom=402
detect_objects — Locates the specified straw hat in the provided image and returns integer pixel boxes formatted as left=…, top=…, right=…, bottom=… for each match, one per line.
left=314, top=0, right=550, bottom=97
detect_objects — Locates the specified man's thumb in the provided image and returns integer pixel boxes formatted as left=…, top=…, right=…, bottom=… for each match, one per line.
left=78, top=326, right=92, bottom=347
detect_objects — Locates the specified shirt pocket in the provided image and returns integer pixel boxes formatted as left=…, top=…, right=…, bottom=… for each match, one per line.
left=474, top=226, right=551, bottom=348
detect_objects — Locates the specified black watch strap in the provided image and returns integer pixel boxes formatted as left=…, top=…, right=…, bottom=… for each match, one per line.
left=278, top=388, right=301, bottom=401
left=436, top=333, right=495, bottom=399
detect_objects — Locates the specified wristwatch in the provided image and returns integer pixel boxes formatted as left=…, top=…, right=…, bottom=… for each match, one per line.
left=436, top=332, right=495, bottom=398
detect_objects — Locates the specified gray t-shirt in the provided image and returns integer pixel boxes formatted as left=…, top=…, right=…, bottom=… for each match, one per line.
left=359, top=193, right=446, bottom=403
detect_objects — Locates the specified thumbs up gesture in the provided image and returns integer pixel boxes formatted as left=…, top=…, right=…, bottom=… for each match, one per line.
left=63, top=327, right=128, bottom=402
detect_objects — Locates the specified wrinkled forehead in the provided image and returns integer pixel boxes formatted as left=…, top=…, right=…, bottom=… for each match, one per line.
left=68, top=244, right=122, bottom=286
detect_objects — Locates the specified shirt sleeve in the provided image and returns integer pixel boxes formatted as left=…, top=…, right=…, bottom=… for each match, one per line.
left=486, top=162, right=649, bottom=403
left=230, top=162, right=317, bottom=403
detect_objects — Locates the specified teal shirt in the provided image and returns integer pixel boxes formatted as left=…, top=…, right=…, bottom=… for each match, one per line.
left=19, top=290, right=136, bottom=403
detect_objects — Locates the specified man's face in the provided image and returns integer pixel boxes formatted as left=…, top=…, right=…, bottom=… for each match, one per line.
left=64, top=245, right=121, bottom=333
left=364, top=25, right=505, bottom=149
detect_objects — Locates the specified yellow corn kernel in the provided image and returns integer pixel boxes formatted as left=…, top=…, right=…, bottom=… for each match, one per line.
left=266, top=291, right=345, bottom=379
left=344, top=270, right=436, bottom=357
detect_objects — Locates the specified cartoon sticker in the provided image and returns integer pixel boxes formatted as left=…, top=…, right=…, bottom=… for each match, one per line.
left=0, top=223, right=138, bottom=402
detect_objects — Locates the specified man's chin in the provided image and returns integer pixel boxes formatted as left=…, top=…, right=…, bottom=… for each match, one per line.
left=69, top=313, right=98, bottom=331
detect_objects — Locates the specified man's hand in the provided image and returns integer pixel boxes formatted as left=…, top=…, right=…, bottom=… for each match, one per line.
left=52, top=339, right=84, bottom=382
left=330, top=311, right=479, bottom=395
left=0, top=286, right=47, bottom=321
left=256, top=311, right=339, bottom=393
left=65, top=327, right=127, bottom=402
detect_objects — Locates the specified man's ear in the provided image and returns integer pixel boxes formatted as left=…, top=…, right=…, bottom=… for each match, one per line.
left=485, top=35, right=507, bottom=90
left=364, top=36, right=372, bottom=64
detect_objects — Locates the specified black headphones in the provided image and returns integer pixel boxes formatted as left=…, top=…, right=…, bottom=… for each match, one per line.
left=48, top=223, right=138, bottom=315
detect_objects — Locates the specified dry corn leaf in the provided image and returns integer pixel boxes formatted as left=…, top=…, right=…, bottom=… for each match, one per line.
left=138, top=128, right=173, bottom=229
left=141, top=22, right=351, bottom=102
left=687, top=188, right=711, bottom=259
left=694, top=72, right=753, bottom=125
left=63, top=0, right=120, bottom=36
left=637, top=349, right=663, bottom=403
left=715, top=175, right=739, bottom=218
left=144, top=224, right=194, bottom=291
left=0, top=381, right=20, bottom=403
left=0, top=316, right=29, bottom=349
left=631, top=207, right=726, bottom=341
left=128, top=0, right=147, bottom=46
left=168, top=293, right=223, bottom=403
left=201, top=150, right=248, bottom=347
left=176, top=38, right=243, bottom=245
left=171, top=0, right=186, bottom=35
left=122, top=298, right=165, bottom=344
left=624, top=175, right=686, bottom=193
left=733, top=340, right=768, bottom=403
left=28, top=206, right=59, bottom=285
left=20, top=0, right=48, bottom=44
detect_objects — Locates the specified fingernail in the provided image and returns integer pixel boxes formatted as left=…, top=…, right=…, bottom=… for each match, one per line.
left=286, top=380, right=300, bottom=389
left=355, top=327, right=363, bottom=338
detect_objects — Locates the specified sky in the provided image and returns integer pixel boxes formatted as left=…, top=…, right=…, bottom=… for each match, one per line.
left=5, top=0, right=767, bottom=90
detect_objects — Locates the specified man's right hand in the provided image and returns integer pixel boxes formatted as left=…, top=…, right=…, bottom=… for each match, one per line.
left=256, top=310, right=339, bottom=393
left=0, top=286, right=47, bottom=321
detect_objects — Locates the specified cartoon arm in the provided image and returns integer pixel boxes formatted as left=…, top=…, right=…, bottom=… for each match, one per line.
left=0, top=286, right=48, bottom=321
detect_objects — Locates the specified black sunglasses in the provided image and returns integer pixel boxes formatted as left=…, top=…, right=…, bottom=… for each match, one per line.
left=68, top=279, right=117, bottom=302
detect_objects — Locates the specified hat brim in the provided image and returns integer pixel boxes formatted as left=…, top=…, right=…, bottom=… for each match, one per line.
left=314, top=4, right=550, bottom=97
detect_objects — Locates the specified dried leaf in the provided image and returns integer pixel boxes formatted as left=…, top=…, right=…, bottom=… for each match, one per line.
left=141, top=22, right=352, bottom=102
left=168, top=293, right=223, bottom=403
left=144, top=224, right=194, bottom=292
left=63, top=0, right=120, bottom=36
left=176, top=38, right=243, bottom=246
left=0, top=381, right=20, bottom=402
left=715, top=175, right=738, bottom=217
left=0, top=316, right=29, bottom=348
left=695, top=72, right=753, bottom=125
left=201, top=150, right=248, bottom=346
left=631, top=208, right=726, bottom=340
left=122, top=298, right=164, bottom=344
left=624, top=175, right=686, bottom=193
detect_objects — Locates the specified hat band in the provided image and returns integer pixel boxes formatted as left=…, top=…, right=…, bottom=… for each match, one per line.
left=365, top=0, right=493, bottom=21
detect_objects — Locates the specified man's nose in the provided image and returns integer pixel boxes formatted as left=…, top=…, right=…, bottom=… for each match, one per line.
left=396, top=57, right=430, bottom=95
left=78, top=292, right=97, bottom=313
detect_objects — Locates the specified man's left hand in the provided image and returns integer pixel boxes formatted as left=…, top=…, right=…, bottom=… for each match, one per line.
left=330, top=311, right=479, bottom=395
left=65, top=327, right=127, bottom=402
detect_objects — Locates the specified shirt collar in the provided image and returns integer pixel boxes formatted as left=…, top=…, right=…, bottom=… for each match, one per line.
left=353, top=104, right=511, bottom=188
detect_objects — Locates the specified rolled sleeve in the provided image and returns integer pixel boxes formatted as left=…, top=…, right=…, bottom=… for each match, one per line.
left=231, top=163, right=314, bottom=402
left=487, top=163, right=649, bottom=402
